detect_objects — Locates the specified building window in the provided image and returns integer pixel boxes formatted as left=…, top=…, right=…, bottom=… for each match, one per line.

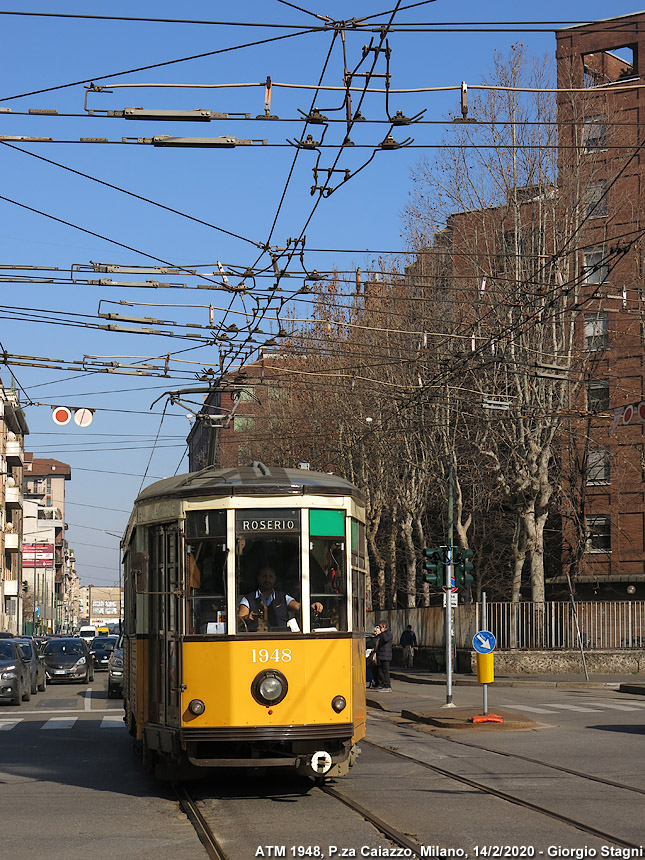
left=584, top=312, right=608, bottom=351
left=586, top=515, right=611, bottom=552
left=587, top=449, right=610, bottom=485
left=584, top=181, right=607, bottom=218
left=583, top=248, right=608, bottom=285
left=587, top=380, right=609, bottom=413
left=582, top=116, right=607, bottom=152
left=234, top=415, right=255, bottom=432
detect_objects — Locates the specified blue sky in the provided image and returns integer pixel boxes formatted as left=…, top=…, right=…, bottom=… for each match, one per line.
left=2, top=1, right=643, bottom=586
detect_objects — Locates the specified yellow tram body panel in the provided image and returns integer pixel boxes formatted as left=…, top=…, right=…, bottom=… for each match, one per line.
left=181, top=638, right=365, bottom=737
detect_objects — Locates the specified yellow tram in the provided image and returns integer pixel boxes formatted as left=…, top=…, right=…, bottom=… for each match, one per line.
left=122, top=462, right=367, bottom=780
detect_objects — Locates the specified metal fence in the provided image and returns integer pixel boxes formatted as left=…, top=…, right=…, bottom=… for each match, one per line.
left=369, top=600, right=645, bottom=651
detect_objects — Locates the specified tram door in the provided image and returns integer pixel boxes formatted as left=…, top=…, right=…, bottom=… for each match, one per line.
left=148, top=524, right=181, bottom=727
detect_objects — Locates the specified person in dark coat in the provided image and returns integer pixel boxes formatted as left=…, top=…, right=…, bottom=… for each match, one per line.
left=373, top=621, right=393, bottom=691
left=399, top=624, right=418, bottom=667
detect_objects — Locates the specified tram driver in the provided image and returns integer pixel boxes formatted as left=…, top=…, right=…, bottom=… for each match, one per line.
left=238, top=565, right=323, bottom=632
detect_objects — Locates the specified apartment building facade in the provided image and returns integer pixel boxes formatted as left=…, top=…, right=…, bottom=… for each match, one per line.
left=556, top=13, right=645, bottom=595
left=23, top=455, right=72, bottom=632
left=0, top=382, right=28, bottom=633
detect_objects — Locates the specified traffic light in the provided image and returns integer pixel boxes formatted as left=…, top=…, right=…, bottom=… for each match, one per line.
left=21, top=580, right=28, bottom=593
left=423, top=547, right=444, bottom=586
left=453, top=547, right=474, bottom=587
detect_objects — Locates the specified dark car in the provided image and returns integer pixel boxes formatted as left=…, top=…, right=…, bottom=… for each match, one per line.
left=0, top=639, right=30, bottom=705
left=107, top=635, right=124, bottom=699
left=14, top=637, right=46, bottom=694
left=89, top=635, right=118, bottom=672
left=42, top=637, right=95, bottom=684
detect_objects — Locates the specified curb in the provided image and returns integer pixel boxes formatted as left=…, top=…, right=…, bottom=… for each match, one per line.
left=400, top=707, right=537, bottom=730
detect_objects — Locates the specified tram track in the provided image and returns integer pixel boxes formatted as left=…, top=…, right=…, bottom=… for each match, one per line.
left=319, top=783, right=425, bottom=856
left=173, top=783, right=230, bottom=860
left=370, top=708, right=645, bottom=796
left=363, top=739, right=643, bottom=851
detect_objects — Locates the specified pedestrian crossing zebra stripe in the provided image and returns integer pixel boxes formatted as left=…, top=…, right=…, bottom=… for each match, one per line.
left=0, top=717, right=127, bottom=730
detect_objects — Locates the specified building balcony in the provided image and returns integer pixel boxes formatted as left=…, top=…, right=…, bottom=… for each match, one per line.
left=5, top=439, right=23, bottom=464
left=4, top=532, right=18, bottom=551
left=5, top=485, right=22, bottom=508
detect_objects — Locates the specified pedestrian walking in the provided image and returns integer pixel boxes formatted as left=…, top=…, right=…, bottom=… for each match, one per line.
left=399, top=624, right=417, bottom=668
left=373, top=621, right=393, bottom=691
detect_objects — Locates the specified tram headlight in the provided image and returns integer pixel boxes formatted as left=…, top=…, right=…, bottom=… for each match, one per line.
left=331, top=696, right=346, bottom=713
left=188, top=698, right=206, bottom=716
left=251, top=669, right=288, bottom=707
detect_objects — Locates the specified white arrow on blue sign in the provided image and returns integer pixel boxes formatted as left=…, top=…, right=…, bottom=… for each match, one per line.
left=472, top=630, right=496, bottom=653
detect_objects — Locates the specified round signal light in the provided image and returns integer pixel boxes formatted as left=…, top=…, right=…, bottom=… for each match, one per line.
left=251, top=669, right=288, bottom=707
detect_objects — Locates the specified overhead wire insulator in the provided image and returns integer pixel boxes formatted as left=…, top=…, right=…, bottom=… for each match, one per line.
left=298, top=107, right=328, bottom=124
left=257, top=75, right=278, bottom=119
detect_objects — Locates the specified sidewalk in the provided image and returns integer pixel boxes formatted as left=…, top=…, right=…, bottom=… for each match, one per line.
left=366, top=668, right=645, bottom=728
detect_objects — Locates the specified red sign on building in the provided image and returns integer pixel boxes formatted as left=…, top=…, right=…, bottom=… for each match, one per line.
left=22, top=543, right=54, bottom=568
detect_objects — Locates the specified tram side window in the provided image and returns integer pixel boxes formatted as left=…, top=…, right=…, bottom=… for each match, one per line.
left=236, top=534, right=302, bottom=633
left=309, top=537, right=347, bottom=631
left=186, top=510, right=227, bottom=635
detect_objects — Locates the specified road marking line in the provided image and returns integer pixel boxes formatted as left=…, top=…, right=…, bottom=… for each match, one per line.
left=0, top=719, right=21, bottom=730
left=42, top=717, right=77, bottom=729
left=545, top=704, right=602, bottom=712
left=84, top=688, right=92, bottom=711
left=502, top=705, right=556, bottom=714
left=584, top=701, right=641, bottom=711
left=100, top=716, right=125, bottom=728
left=16, top=708, right=119, bottom=715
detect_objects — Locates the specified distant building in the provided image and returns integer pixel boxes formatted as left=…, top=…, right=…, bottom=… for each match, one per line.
left=79, top=584, right=123, bottom=627
left=0, top=381, right=28, bottom=634
left=23, top=455, right=72, bottom=631
left=187, top=350, right=283, bottom=471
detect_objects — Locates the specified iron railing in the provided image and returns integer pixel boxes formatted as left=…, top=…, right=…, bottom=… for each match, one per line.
left=369, top=600, right=645, bottom=650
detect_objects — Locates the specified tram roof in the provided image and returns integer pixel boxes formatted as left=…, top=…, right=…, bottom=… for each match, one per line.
left=135, top=462, right=365, bottom=505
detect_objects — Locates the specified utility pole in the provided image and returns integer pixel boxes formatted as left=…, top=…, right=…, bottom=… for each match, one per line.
left=443, top=454, right=456, bottom=708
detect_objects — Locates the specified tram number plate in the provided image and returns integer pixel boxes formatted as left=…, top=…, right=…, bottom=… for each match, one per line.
left=251, top=648, right=292, bottom=663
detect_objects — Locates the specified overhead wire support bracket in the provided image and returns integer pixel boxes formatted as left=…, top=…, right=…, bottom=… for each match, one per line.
left=256, top=76, right=278, bottom=119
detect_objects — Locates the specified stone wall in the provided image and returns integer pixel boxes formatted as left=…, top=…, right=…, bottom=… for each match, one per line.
left=393, top=646, right=645, bottom=675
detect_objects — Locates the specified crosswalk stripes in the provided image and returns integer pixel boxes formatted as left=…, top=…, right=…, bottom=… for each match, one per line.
left=503, top=700, right=645, bottom=714
left=0, top=716, right=127, bottom=731
left=503, top=704, right=557, bottom=714
left=43, top=717, right=78, bottom=729
left=100, top=716, right=125, bottom=728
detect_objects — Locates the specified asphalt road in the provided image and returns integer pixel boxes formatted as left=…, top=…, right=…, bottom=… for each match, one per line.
left=2, top=676, right=644, bottom=860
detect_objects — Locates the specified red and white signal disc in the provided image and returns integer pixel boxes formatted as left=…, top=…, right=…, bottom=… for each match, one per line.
left=74, top=408, right=94, bottom=428
left=52, top=406, right=72, bottom=426
left=623, top=405, right=634, bottom=424
left=638, top=402, right=645, bottom=422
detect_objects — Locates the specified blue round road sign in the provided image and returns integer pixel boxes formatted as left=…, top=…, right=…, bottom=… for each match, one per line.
left=472, top=630, right=496, bottom=653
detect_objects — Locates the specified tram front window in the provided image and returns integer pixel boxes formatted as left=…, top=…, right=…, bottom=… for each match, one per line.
left=186, top=510, right=227, bottom=635
left=236, top=533, right=302, bottom=633
left=310, top=537, right=347, bottom=631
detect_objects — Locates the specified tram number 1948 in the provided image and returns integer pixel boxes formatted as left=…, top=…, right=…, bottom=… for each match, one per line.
left=251, top=648, right=292, bottom=663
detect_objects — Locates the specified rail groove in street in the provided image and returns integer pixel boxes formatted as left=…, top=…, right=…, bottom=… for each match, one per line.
left=173, top=783, right=230, bottom=860
left=364, top=739, right=642, bottom=850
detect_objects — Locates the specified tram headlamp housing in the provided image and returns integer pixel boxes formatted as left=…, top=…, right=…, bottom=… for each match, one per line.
left=331, top=695, right=346, bottom=713
left=251, top=669, right=288, bottom=707
left=188, top=698, right=206, bottom=716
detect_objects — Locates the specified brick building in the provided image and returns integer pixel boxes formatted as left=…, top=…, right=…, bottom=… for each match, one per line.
left=555, top=13, right=645, bottom=596
left=406, top=12, right=645, bottom=600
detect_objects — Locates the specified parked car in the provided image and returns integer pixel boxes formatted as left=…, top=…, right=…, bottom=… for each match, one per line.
left=41, top=637, right=95, bottom=683
left=107, top=635, right=124, bottom=699
left=0, top=639, right=30, bottom=705
left=89, top=635, right=118, bottom=672
left=14, top=637, right=46, bottom=694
